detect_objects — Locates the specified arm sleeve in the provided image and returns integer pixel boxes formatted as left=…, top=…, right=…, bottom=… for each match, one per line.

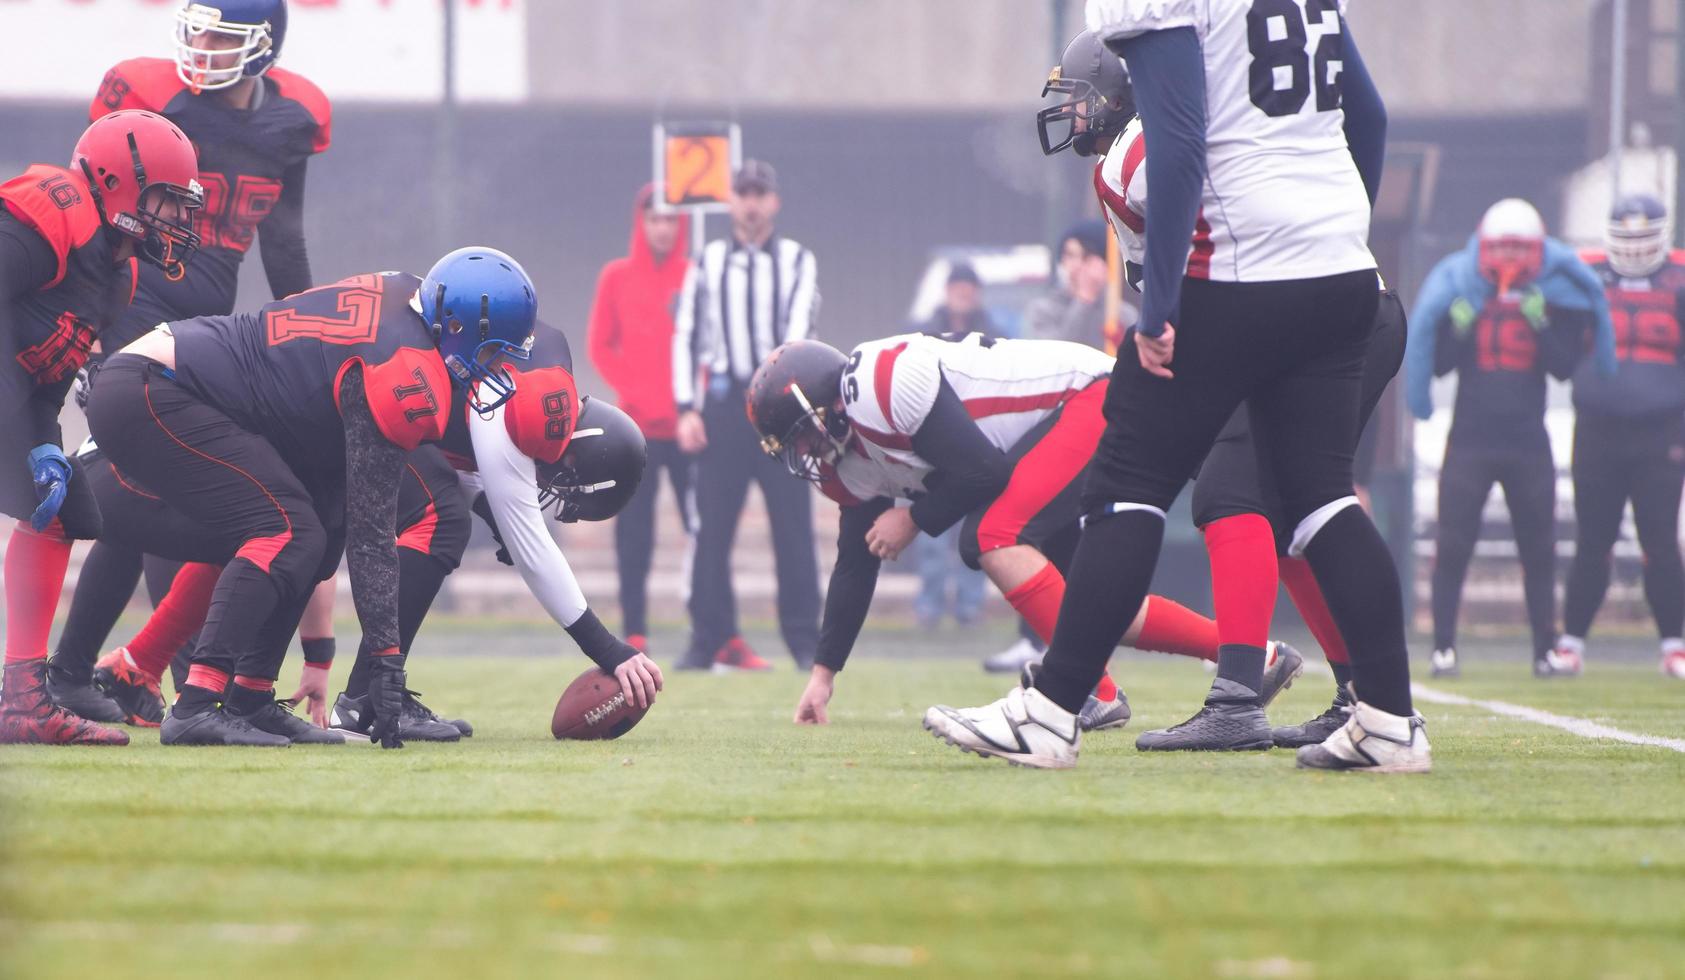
left=905, top=375, right=1014, bottom=535
left=785, top=247, right=819, bottom=341
left=671, top=258, right=703, bottom=412
left=339, top=365, right=409, bottom=654
left=1339, top=23, right=1387, bottom=207
left=814, top=497, right=893, bottom=672
left=584, top=268, right=625, bottom=394
left=258, top=160, right=313, bottom=301
left=1113, top=27, right=1207, bottom=337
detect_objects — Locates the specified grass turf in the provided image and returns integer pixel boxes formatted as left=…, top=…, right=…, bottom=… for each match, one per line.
left=2, top=626, right=1683, bottom=979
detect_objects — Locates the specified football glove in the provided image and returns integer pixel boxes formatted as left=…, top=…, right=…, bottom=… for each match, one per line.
left=366, top=655, right=407, bottom=750
left=1448, top=296, right=1478, bottom=337
left=27, top=444, right=70, bottom=533
left=1519, top=287, right=1548, bottom=330
left=73, top=360, right=101, bottom=411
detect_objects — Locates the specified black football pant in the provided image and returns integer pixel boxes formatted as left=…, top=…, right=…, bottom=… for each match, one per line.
left=87, top=355, right=333, bottom=683
left=345, top=446, right=472, bottom=698
left=686, top=383, right=820, bottom=666
left=1034, top=271, right=1415, bottom=717
left=1563, top=411, right=1685, bottom=641
left=1431, top=440, right=1556, bottom=655
left=613, top=438, right=695, bottom=638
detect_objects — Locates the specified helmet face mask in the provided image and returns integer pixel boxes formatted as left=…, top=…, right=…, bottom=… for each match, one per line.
left=174, top=2, right=284, bottom=93
left=1607, top=194, right=1671, bottom=278
left=763, top=385, right=849, bottom=483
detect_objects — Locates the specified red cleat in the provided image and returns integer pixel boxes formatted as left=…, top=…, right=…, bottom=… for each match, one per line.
left=0, top=660, right=129, bottom=745
left=94, top=648, right=165, bottom=728
left=714, top=636, right=772, bottom=672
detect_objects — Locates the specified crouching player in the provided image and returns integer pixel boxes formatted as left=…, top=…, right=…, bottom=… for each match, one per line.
left=85, top=249, right=537, bottom=746
left=0, top=110, right=203, bottom=745
left=747, top=335, right=1301, bottom=728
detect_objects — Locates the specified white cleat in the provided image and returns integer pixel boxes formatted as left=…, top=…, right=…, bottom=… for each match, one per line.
left=1534, top=647, right=1583, bottom=678
left=924, top=685, right=1080, bottom=769
left=1662, top=641, right=1685, bottom=680
left=1296, top=700, right=1431, bottom=774
left=1429, top=647, right=1459, bottom=678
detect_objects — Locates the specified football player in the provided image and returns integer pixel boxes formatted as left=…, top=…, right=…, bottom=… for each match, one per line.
left=1557, top=194, right=1685, bottom=679
left=49, top=0, right=336, bottom=720
left=747, top=336, right=1303, bottom=729
left=0, top=110, right=203, bottom=746
left=84, top=248, right=537, bottom=747
left=1040, top=29, right=1407, bottom=750
left=1405, top=200, right=1610, bottom=678
left=927, top=0, right=1425, bottom=772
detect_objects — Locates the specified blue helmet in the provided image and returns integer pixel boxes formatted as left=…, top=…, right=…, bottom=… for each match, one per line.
left=174, top=1, right=288, bottom=93
left=419, top=246, right=538, bottom=415
left=1607, top=193, right=1671, bottom=278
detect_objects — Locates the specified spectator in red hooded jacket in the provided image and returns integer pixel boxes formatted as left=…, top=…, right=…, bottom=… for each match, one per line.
left=587, top=185, right=694, bottom=653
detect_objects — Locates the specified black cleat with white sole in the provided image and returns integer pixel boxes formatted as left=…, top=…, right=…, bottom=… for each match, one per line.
left=235, top=697, right=345, bottom=744
left=331, top=691, right=460, bottom=742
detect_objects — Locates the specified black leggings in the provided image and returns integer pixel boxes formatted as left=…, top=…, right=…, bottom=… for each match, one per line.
left=1563, top=412, right=1685, bottom=641
left=613, top=438, right=694, bottom=637
left=1431, top=440, right=1557, bottom=654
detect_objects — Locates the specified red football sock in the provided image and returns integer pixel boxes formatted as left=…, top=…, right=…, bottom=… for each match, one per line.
left=1133, top=595, right=1219, bottom=661
left=1094, top=673, right=1119, bottom=702
left=1202, top=513, right=1278, bottom=649
left=1002, top=562, right=1064, bottom=645
left=4, top=521, right=72, bottom=665
left=183, top=663, right=229, bottom=696
left=232, top=675, right=274, bottom=692
left=128, top=561, right=220, bottom=680
left=1280, top=556, right=1350, bottom=665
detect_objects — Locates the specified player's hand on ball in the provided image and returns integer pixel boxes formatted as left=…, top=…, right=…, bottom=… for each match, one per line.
left=794, top=666, right=835, bottom=725
left=289, top=662, right=331, bottom=728
left=367, top=655, right=406, bottom=750
left=866, top=506, right=918, bottom=560
left=1135, top=324, right=1176, bottom=379
left=613, top=651, right=663, bottom=710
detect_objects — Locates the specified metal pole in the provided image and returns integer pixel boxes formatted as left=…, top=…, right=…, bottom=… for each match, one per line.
left=1042, top=0, right=1069, bottom=259
left=437, top=0, right=459, bottom=252
left=1609, top=0, right=1629, bottom=202
left=1677, top=0, right=1685, bottom=242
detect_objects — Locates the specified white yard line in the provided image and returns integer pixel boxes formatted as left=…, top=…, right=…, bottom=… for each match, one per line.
left=1410, top=681, right=1685, bottom=754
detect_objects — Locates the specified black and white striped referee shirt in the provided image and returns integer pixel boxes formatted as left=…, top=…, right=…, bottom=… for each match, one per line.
left=671, top=235, right=819, bottom=412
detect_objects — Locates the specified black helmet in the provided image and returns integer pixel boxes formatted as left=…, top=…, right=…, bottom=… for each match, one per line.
left=537, top=397, right=646, bottom=523
left=746, top=339, right=851, bottom=482
left=1037, top=30, right=1135, bottom=157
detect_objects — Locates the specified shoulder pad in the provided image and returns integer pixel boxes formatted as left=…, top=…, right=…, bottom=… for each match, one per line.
left=502, top=365, right=579, bottom=464
left=351, top=348, right=453, bottom=450
left=1085, top=0, right=1201, bottom=41
left=267, top=68, right=332, bottom=154
left=91, top=58, right=185, bottom=121
left=0, top=166, right=103, bottom=287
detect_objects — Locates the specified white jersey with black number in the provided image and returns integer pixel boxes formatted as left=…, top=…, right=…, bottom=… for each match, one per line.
left=819, top=333, right=1113, bottom=505
left=1085, top=0, right=1375, bottom=282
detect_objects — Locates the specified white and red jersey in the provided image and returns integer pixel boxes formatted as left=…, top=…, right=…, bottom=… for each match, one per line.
left=1085, top=0, right=1375, bottom=282
left=819, top=333, right=1113, bottom=505
left=1095, top=116, right=1149, bottom=272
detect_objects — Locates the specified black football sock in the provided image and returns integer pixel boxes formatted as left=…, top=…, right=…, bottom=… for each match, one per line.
left=1213, top=644, right=1265, bottom=699
left=1329, top=660, right=1353, bottom=692
left=52, top=542, right=144, bottom=682
left=1034, top=511, right=1164, bottom=714
left=1303, top=506, right=1413, bottom=717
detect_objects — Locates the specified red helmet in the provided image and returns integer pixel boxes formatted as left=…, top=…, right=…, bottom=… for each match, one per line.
left=72, top=110, right=204, bottom=281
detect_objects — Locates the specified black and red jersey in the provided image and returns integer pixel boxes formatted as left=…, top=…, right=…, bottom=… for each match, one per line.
left=1572, top=250, right=1685, bottom=420
left=91, top=57, right=329, bottom=338
left=0, top=165, right=135, bottom=394
left=1438, top=292, right=1589, bottom=450
left=170, top=272, right=453, bottom=471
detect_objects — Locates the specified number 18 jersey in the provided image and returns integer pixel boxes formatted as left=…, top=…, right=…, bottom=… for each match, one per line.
left=171, top=271, right=454, bottom=471
left=1085, top=0, right=1375, bottom=282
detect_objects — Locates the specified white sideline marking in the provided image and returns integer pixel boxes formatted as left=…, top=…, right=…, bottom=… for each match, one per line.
left=1410, top=682, right=1685, bottom=754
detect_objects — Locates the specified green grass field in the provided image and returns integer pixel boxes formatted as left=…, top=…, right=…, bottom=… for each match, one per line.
left=3, top=625, right=1683, bottom=979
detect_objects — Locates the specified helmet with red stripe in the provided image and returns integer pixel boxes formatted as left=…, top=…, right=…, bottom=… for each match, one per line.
left=72, top=109, right=204, bottom=281
left=1477, top=198, right=1546, bottom=292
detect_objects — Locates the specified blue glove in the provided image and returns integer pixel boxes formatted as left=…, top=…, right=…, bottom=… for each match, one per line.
left=27, top=444, right=70, bottom=534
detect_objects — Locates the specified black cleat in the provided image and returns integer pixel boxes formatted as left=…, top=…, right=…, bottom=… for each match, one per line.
left=331, top=691, right=459, bottom=742
left=1135, top=679, right=1273, bottom=751
left=405, top=692, right=472, bottom=737
left=93, top=650, right=165, bottom=728
left=237, top=697, right=345, bottom=744
left=1271, top=686, right=1355, bottom=748
left=45, top=659, right=126, bottom=724
left=160, top=705, right=290, bottom=747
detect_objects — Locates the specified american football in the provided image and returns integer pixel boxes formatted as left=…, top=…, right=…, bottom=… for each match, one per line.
left=551, top=665, right=648, bottom=740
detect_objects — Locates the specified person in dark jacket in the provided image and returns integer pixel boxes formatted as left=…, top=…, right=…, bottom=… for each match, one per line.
left=587, top=185, right=693, bottom=653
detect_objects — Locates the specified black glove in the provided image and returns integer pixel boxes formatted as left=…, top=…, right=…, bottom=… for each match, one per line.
left=366, top=656, right=407, bottom=750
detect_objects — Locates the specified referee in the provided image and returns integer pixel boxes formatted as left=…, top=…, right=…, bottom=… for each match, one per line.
left=672, top=160, right=821, bottom=670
